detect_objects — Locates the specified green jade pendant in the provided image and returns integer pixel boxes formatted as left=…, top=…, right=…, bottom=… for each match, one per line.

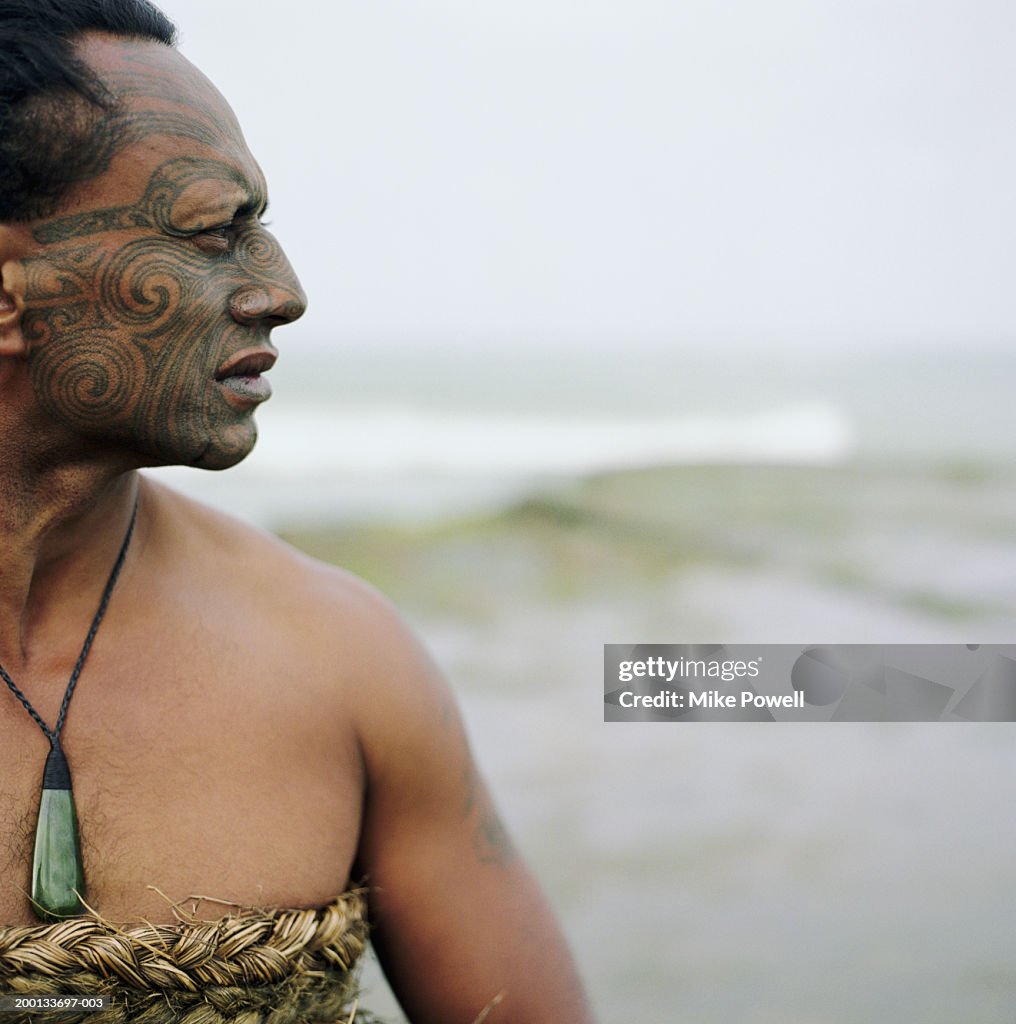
left=1, top=497, right=136, bottom=923
left=31, top=744, right=85, bottom=921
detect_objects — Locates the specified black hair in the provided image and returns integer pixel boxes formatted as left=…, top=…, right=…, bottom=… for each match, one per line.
left=0, top=0, right=177, bottom=223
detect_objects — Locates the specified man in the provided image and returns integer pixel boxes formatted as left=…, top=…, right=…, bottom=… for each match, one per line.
left=0, top=2, right=595, bottom=1021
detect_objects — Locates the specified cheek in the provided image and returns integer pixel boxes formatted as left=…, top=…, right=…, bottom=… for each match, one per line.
left=21, top=249, right=149, bottom=426
left=22, top=240, right=235, bottom=430
left=29, top=328, right=149, bottom=427
left=20, top=247, right=107, bottom=342
left=99, top=238, right=208, bottom=339
left=25, top=238, right=231, bottom=350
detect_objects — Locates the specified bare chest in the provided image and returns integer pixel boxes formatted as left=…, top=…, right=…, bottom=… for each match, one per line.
left=0, top=636, right=363, bottom=926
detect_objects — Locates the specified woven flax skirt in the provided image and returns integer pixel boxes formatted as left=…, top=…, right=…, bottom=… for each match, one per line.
left=0, top=891, right=368, bottom=1024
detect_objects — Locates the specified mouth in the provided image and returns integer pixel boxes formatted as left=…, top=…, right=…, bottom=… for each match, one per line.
left=215, top=347, right=278, bottom=404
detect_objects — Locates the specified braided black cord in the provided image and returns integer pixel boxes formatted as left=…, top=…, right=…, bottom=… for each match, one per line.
left=0, top=496, right=139, bottom=747
left=0, top=663, right=51, bottom=740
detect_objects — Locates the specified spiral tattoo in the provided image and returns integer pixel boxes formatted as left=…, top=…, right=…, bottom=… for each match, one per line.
left=99, top=238, right=198, bottom=332
left=31, top=330, right=147, bottom=426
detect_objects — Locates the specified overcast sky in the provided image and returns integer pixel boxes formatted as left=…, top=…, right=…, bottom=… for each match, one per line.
left=157, top=0, right=1016, bottom=353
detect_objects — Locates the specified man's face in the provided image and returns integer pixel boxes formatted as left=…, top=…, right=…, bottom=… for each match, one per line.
left=17, top=33, right=307, bottom=470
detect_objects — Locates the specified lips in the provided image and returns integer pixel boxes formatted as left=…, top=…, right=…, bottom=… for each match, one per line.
left=215, top=346, right=278, bottom=380
left=215, top=346, right=278, bottom=405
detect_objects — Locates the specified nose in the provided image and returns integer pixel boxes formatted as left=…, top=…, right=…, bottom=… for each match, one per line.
left=230, top=281, right=307, bottom=327
left=230, top=232, right=308, bottom=327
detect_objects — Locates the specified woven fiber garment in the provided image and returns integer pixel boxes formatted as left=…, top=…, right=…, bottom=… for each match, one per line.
left=0, top=890, right=368, bottom=1024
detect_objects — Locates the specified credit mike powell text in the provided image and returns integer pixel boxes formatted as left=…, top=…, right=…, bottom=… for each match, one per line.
left=603, top=645, right=1016, bottom=722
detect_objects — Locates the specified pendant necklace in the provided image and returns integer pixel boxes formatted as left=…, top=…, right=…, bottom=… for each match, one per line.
left=0, top=497, right=138, bottom=922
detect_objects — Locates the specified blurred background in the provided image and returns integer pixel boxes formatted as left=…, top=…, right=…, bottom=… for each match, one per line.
left=152, top=2, right=1016, bottom=1020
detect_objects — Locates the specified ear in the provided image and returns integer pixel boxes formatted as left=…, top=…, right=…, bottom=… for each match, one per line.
left=0, top=227, right=29, bottom=358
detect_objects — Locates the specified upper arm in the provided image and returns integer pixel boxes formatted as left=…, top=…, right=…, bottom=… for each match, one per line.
left=342, top=587, right=594, bottom=1024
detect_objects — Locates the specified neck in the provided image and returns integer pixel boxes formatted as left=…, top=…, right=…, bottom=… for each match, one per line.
left=0, top=442, right=141, bottom=669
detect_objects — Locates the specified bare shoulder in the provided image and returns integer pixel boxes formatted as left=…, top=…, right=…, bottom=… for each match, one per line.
left=142, top=477, right=461, bottom=818
left=136, top=483, right=596, bottom=1022
left=139, top=475, right=443, bottom=712
left=144, top=477, right=390, bottom=614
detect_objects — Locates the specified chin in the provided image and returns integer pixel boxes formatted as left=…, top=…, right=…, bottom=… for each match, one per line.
left=183, top=411, right=261, bottom=470
left=130, top=423, right=259, bottom=472
left=189, top=436, right=258, bottom=471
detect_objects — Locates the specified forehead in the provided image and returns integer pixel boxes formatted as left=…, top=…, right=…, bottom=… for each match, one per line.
left=67, top=33, right=266, bottom=217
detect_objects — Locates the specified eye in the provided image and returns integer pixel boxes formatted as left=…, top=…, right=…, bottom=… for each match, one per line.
left=191, top=224, right=235, bottom=255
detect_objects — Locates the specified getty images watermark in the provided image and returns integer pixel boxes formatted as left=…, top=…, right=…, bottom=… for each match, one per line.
left=603, top=645, right=1016, bottom=722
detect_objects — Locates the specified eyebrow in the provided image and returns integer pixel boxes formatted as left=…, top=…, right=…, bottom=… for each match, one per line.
left=31, top=169, right=270, bottom=246
left=236, top=195, right=270, bottom=220
left=232, top=169, right=270, bottom=219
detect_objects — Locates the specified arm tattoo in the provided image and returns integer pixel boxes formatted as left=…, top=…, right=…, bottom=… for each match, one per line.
left=463, top=764, right=516, bottom=868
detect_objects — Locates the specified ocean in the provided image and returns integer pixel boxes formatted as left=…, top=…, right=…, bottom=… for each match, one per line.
left=150, top=345, right=1016, bottom=529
